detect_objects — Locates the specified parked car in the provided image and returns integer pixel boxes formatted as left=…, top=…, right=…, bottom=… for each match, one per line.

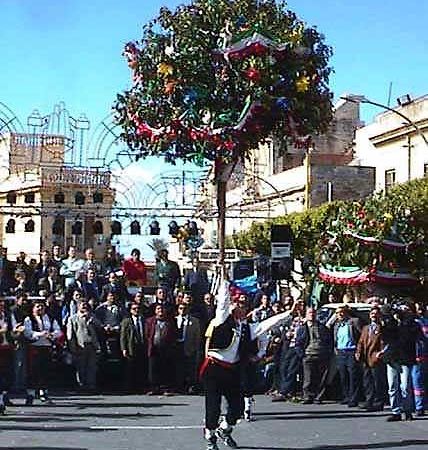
left=318, top=302, right=372, bottom=326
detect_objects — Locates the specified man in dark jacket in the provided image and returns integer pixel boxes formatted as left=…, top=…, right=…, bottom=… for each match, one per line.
left=381, top=304, right=418, bottom=421
left=298, top=308, right=332, bottom=404
left=120, top=302, right=147, bottom=393
left=355, top=306, right=386, bottom=411
left=144, top=304, right=177, bottom=395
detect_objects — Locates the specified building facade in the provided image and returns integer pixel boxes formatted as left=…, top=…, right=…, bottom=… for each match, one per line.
left=352, top=94, right=428, bottom=192
left=0, top=132, right=114, bottom=259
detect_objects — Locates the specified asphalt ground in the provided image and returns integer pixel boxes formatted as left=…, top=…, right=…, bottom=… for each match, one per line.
left=0, top=393, right=427, bottom=450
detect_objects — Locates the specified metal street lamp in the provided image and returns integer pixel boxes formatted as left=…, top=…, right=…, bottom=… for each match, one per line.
left=341, top=94, right=428, bottom=147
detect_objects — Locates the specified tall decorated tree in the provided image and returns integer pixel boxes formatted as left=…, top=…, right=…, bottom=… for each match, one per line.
left=114, top=0, right=333, bottom=268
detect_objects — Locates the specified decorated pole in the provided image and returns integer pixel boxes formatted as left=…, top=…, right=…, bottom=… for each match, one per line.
left=114, top=0, right=333, bottom=273
left=217, top=165, right=227, bottom=270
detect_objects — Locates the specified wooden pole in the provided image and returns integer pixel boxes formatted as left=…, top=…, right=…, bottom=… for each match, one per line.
left=215, top=158, right=227, bottom=279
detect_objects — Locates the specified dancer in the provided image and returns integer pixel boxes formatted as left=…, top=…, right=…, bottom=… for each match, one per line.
left=200, top=280, right=289, bottom=450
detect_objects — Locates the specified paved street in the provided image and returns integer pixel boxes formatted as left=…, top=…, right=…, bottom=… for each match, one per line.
left=0, top=393, right=427, bottom=450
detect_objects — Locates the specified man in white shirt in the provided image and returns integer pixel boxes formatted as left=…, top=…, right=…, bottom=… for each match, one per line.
left=60, top=246, right=84, bottom=289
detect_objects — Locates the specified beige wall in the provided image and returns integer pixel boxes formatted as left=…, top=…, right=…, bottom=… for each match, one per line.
left=353, top=95, right=428, bottom=191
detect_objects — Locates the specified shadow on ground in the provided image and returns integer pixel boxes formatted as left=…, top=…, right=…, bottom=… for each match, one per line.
left=241, top=440, right=428, bottom=450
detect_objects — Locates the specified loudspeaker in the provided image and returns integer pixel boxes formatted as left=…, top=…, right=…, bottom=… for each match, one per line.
left=271, top=224, right=292, bottom=242
left=271, top=225, right=293, bottom=280
left=271, top=258, right=293, bottom=281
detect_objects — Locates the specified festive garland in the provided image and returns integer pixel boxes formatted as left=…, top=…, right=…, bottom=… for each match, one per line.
left=318, top=265, right=418, bottom=286
left=343, top=230, right=415, bottom=251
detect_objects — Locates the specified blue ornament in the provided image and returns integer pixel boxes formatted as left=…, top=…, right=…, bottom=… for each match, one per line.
left=183, top=89, right=198, bottom=105
left=236, top=15, right=247, bottom=28
left=275, top=76, right=288, bottom=88
left=275, top=97, right=289, bottom=111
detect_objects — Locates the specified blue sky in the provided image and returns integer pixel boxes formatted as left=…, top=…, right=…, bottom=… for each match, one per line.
left=1, top=0, right=426, bottom=127
left=1, top=0, right=426, bottom=257
left=1, top=0, right=426, bottom=129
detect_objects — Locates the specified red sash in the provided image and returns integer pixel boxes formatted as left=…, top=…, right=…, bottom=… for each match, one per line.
left=198, top=356, right=236, bottom=380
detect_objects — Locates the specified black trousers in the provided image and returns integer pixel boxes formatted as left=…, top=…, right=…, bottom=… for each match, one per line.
left=302, top=355, right=330, bottom=400
left=240, top=361, right=258, bottom=397
left=0, top=347, right=14, bottom=391
left=148, top=346, right=174, bottom=389
left=28, top=346, right=51, bottom=390
left=279, top=347, right=302, bottom=395
left=362, top=363, right=386, bottom=407
left=203, top=363, right=241, bottom=430
left=175, top=344, right=199, bottom=391
left=123, top=344, right=147, bottom=393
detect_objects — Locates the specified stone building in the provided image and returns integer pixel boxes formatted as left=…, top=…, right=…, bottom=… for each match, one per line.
left=0, top=132, right=114, bottom=259
left=196, top=98, right=375, bottom=246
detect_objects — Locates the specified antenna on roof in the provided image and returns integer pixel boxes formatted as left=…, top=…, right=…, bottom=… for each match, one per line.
left=387, top=82, right=393, bottom=108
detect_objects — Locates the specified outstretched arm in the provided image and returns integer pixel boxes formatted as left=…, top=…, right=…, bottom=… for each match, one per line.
left=212, top=280, right=231, bottom=327
left=250, top=310, right=292, bottom=340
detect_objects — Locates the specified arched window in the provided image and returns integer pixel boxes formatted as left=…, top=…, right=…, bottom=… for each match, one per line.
left=75, top=192, right=85, bottom=205
left=6, top=192, right=16, bottom=204
left=131, top=220, right=141, bottom=235
left=52, top=216, right=65, bottom=235
left=93, top=220, right=103, bottom=234
left=71, top=221, right=83, bottom=235
left=25, top=219, right=35, bottom=232
left=54, top=191, right=65, bottom=203
left=93, top=192, right=103, bottom=203
left=149, top=220, right=160, bottom=235
left=24, top=192, right=35, bottom=203
left=5, top=219, right=15, bottom=233
left=111, top=220, right=122, bottom=235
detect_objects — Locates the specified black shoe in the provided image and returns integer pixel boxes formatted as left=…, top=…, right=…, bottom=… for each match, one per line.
left=359, top=403, right=371, bottom=409
left=216, top=428, right=238, bottom=449
left=206, top=439, right=219, bottom=450
left=0, top=404, right=5, bottom=415
left=366, top=406, right=383, bottom=412
left=404, top=412, right=413, bottom=421
left=340, top=399, right=349, bottom=405
left=348, top=402, right=358, bottom=407
left=25, top=395, right=34, bottom=406
left=415, top=409, right=425, bottom=417
left=271, top=394, right=288, bottom=402
left=313, top=398, right=322, bottom=405
left=386, top=414, right=402, bottom=422
left=3, top=398, right=14, bottom=407
left=302, top=398, right=313, bottom=404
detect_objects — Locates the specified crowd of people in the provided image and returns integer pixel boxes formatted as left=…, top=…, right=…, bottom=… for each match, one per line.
left=0, top=244, right=426, bottom=435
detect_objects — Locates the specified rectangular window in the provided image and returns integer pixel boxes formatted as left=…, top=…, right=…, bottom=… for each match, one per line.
left=385, top=169, right=396, bottom=193
left=424, top=163, right=428, bottom=178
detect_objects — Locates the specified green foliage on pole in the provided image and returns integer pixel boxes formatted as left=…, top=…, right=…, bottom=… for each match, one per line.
left=230, top=177, right=428, bottom=280
left=114, top=0, right=333, bottom=166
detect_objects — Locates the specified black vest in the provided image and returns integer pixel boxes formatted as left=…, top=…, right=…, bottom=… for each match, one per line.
left=209, top=316, right=258, bottom=360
